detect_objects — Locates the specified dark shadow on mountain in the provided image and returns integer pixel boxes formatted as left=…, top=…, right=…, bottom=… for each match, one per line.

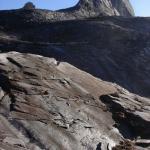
left=0, top=16, right=150, bottom=97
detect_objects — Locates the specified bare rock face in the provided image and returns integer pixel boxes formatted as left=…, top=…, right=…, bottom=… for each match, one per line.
left=71, top=0, right=119, bottom=16
left=56, top=0, right=134, bottom=20
left=0, top=0, right=134, bottom=24
left=23, top=2, right=36, bottom=10
left=74, top=0, right=134, bottom=16
left=0, top=15, right=149, bottom=97
left=0, top=0, right=149, bottom=150
left=0, top=52, right=149, bottom=150
left=111, top=0, right=134, bottom=16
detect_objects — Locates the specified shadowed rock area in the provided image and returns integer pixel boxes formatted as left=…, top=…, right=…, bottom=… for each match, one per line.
left=0, top=0, right=150, bottom=150
left=0, top=15, right=150, bottom=97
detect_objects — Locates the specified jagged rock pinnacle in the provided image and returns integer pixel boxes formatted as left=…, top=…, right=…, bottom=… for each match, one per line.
left=111, top=0, right=134, bottom=16
left=23, top=2, right=36, bottom=10
left=0, top=0, right=150, bottom=149
left=75, top=0, right=134, bottom=16
left=0, top=0, right=134, bottom=24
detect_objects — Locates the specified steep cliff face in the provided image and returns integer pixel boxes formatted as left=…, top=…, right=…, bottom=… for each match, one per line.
left=74, top=0, right=134, bottom=16
left=111, top=0, right=134, bottom=16
left=72, top=0, right=119, bottom=16
left=0, top=15, right=149, bottom=97
left=0, top=52, right=149, bottom=150
left=0, top=0, right=134, bottom=24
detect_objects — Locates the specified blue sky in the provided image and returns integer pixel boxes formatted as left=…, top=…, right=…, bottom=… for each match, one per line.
left=0, top=0, right=150, bottom=16
left=130, top=0, right=150, bottom=16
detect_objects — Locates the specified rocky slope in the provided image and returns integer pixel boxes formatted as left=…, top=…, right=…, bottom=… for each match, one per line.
left=110, top=0, right=134, bottom=16
left=0, top=52, right=149, bottom=150
left=70, top=0, right=134, bottom=16
left=0, top=15, right=150, bottom=97
left=0, top=0, right=134, bottom=23
left=0, top=0, right=150, bottom=150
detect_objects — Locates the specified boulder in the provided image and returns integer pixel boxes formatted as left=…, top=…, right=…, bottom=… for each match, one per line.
left=23, top=2, right=35, bottom=10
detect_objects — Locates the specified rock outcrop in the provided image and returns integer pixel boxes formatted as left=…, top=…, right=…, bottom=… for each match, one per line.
left=72, top=0, right=134, bottom=16
left=0, top=0, right=149, bottom=150
left=0, top=0, right=134, bottom=24
left=0, top=15, right=149, bottom=97
left=0, top=52, right=149, bottom=150
left=23, top=2, right=36, bottom=10
left=111, top=0, right=134, bottom=16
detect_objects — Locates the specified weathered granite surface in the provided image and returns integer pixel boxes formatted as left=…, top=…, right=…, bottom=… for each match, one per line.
left=0, top=15, right=150, bottom=97
left=72, top=0, right=134, bottom=16
left=0, top=1, right=149, bottom=150
left=0, top=52, right=149, bottom=150
left=0, top=0, right=134, bottom=24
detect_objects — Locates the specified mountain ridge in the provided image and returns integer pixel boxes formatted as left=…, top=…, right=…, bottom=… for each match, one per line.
left=0, top=0, right=134, bottom=23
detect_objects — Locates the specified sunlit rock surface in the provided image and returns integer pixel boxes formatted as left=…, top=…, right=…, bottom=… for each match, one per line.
left=0, top=0, right=134, bottom=23
left=0, top=0, right=150, bottom=150
left=0, top=52, right=149, bottom=150
left=0, top=15, right=150, bottom=97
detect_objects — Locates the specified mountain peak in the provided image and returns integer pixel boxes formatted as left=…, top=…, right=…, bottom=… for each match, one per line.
left=75, top=0, right=134, bottom=16
left=0, top=0, right=134, bottom=26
